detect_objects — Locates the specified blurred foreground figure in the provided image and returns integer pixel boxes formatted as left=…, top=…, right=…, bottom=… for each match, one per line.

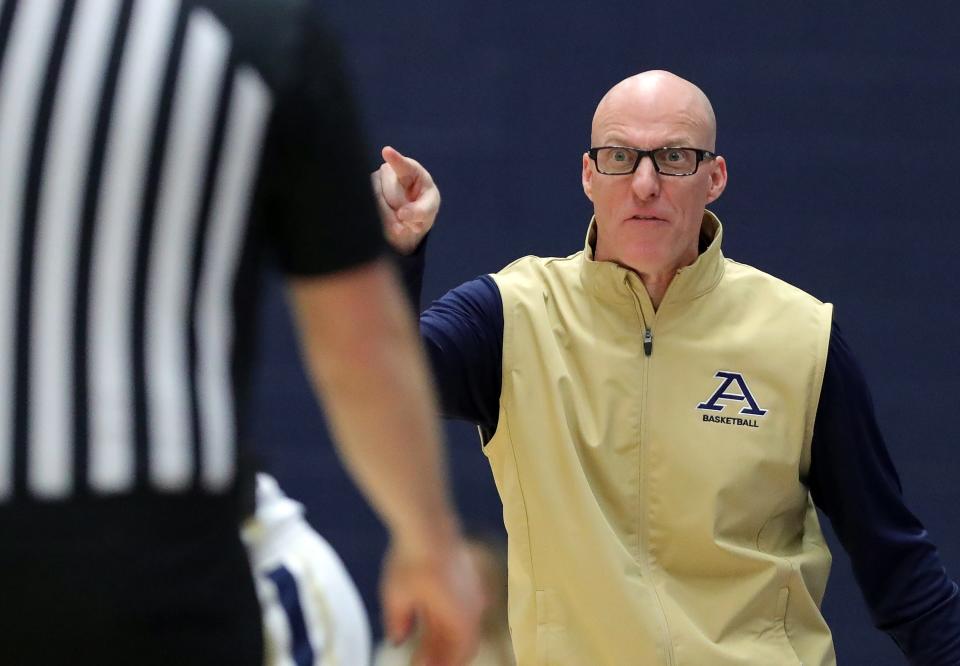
left=0, top=1, right=481, bottom=664
left=245, top=473, right=371, bottom=666
left=372, top=70, right=960, bottom=665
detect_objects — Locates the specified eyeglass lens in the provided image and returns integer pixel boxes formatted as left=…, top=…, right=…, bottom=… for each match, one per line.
left=595, top=147, right=700, bottom=175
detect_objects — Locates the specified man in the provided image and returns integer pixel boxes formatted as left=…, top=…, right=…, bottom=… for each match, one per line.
left=372, top=70, right=960, bottom=665
left=0, top=1, right=481, bottom=664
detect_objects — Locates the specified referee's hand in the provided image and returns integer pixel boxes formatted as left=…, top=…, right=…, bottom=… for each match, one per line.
left=372, top=146, right=440, bottom=255
left=381, top=536, right=486, bottom=666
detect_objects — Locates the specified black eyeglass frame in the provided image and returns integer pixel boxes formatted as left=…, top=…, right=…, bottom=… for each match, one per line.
left=588, top=146, right=717, bottom=176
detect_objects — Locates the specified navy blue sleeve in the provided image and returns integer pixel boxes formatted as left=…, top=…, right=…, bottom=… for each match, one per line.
left=390, top=237, right=503, bottom=431
left=390, top=234, right=429, bottom=311
left=419, top=276, right=503, bottom=432
left=809, top=322, right=960, bottom=664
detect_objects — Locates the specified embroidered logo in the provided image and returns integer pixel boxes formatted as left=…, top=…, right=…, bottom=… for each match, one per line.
left=697, top=371, right=767, bottom=428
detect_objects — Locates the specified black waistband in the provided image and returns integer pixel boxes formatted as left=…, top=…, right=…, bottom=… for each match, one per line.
left=0, top=489, right=244, bottom=551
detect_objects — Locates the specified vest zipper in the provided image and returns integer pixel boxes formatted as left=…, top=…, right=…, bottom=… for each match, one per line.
left=628, top=277, right=656, bottom=357
left=639, top=342, right=676, bottom=666
left=628, top=282, right=676, bottom=666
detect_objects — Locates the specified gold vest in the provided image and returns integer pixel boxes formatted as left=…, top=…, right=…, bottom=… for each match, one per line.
left=486, top=212, right=835, bottom=665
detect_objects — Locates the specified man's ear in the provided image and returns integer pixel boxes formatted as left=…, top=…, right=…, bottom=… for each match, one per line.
left=705, top=155, right=727, bottom=204
left=582, top=152, right=594, bottom=202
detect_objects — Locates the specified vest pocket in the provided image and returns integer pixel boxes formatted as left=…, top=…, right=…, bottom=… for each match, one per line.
left=535, top=590, right=558, bottom=664
left=535, top=589, right=578, bottom=665
left=767, top=586, right=805, bottom=666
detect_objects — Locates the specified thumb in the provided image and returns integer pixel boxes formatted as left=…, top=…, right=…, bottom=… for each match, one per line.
left=397, top=184, right=440, bottom=223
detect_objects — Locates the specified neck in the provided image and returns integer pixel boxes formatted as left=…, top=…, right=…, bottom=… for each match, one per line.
left=637, top=270, right=674, bottom=310
left=598, top=249, right=697, bottom=310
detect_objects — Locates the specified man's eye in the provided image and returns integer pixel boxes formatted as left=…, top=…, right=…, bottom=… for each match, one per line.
left=612, top=150, right=629, bottom=161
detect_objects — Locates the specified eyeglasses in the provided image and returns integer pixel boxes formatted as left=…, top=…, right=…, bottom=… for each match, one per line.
left=588, top=146, right=716, bottom=176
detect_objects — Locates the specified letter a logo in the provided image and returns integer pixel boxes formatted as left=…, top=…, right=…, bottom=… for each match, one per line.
left=697, top=371, right=768, bottom=416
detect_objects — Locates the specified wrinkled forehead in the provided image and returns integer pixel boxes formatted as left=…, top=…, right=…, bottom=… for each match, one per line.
left=591, top=81, right=716, bottom=149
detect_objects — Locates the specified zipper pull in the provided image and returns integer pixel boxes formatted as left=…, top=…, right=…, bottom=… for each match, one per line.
left=643, top=327, right=653, bottom=356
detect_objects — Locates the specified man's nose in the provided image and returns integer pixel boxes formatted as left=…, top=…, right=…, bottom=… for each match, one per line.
left=631, top=156, right=660, bottom=200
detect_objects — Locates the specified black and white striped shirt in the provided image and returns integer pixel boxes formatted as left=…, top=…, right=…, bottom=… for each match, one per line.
left=0, top=0, right=384, bottom=506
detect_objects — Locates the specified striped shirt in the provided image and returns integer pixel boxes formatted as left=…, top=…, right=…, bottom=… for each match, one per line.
left=0, top=0, right=383, bottom=506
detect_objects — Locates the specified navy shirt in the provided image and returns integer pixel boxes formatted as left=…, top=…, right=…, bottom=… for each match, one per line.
left=400, top=245, right=960, bottom=665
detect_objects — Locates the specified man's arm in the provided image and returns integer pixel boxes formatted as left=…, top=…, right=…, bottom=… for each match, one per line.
left=808, top=322, right=960, bottom=664
left=419, top=276, right=503, bottom=431
left=288, top=257, right=483, bottom=664
left=373, top=148, right=504, bottom=432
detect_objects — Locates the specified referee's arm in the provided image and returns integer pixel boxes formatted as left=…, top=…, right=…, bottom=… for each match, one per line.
left=287, top=258, right=484, bottom=664
left=287, top=258, right=454, bottom=548
left=251, top=3, right=484, bottom=662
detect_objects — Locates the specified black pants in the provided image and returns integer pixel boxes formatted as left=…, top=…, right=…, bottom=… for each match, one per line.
left=0, top=493, right=263, bottom=666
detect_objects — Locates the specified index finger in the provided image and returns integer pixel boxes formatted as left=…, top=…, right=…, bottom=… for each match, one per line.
left=381, top=145, right=421, bottom=192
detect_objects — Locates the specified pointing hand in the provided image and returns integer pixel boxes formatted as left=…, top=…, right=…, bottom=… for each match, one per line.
left=371, top=146, right=440, bottom=255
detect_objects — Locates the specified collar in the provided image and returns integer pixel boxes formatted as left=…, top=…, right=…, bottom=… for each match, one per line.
left=579, top=210, right=726, bottom=306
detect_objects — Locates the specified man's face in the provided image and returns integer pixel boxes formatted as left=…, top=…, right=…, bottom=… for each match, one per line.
left=581, top=79, right=726, bottom=278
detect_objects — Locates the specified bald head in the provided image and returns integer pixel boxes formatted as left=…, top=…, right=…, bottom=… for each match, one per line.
left=591, top=71, right=717, bottom=151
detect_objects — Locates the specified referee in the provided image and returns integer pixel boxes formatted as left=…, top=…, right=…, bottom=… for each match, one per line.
left=0, top=1, right=482, bottom=664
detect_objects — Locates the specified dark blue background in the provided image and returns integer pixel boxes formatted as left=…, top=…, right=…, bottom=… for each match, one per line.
left=251, top=3, right=960, bottom=663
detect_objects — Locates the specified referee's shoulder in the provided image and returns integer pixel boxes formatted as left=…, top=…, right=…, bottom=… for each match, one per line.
left=190, top=0, right=330, bottom=91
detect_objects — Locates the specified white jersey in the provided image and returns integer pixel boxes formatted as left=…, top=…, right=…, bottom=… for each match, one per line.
left=243, top=473, right=371, bottom=666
